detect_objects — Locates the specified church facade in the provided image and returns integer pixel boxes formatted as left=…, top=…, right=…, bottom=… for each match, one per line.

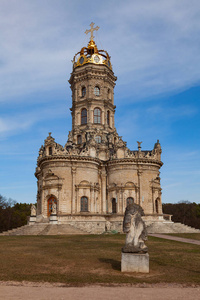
left=34, top=24, right=165, bottom=233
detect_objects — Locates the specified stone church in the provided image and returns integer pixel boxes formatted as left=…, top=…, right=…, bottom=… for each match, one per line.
left=34, top=23, right=165, bottom=233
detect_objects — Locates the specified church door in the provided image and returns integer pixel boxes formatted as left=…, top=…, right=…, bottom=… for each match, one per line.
left=47, top=196, right=57, bottom=217
left=112, top=198, right=117, bottom=213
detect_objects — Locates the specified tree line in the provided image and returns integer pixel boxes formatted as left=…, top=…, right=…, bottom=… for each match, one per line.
left=162, top=201, right=200, bottom=229
left=0, top=195, right=31, bottom=233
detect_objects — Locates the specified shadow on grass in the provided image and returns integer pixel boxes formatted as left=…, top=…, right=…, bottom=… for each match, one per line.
left=99, top=258, right=121, bottom=271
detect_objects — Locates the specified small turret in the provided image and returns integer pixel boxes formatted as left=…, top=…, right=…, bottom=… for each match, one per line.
left=154, top=139, right=162, bottom=160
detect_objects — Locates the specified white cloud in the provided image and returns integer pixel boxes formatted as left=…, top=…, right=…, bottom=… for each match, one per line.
left=146, top=105, right=198, bottom=120
left=0, top=105, right=67, bottom=139
left=0, top=0, right=200, bottom=103
left=0, top=117, right=33, bottom=134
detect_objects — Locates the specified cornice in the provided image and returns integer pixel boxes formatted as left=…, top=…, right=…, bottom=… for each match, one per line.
left=69, top=65, right=117, bottom=84
left=37, top=155, right=102, bottom=168
left=37, top=153, right=163, bottom=172
left=107, top=158, right=163, bottom=167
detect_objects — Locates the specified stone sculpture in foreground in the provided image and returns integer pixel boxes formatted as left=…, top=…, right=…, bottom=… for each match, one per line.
left=121, top=204, right=149, bottom=273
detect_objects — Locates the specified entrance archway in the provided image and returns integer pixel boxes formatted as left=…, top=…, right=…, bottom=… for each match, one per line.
left=47, top=196, right=57, bottom=217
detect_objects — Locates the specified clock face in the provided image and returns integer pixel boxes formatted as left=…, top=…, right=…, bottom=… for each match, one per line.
left=94, top=55, right=100, bottom=63
left=79, top=56, right=84, bottom=64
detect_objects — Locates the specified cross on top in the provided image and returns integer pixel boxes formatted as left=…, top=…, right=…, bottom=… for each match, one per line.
left=85, top=22, right=99, bottom=41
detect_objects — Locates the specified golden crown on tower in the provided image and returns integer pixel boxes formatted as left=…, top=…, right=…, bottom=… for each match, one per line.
left=72, top=22, right=112, bottom=70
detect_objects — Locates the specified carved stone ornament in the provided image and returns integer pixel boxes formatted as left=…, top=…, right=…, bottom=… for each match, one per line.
left=122, top=203, right=148, bottom=253
left=31, top=204, right=36, bottom=216
left=52, top=202, right=57, bottom=214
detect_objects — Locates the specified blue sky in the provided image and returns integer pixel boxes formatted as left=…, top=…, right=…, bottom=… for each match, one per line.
left=0, top=0, right=200, bottom=204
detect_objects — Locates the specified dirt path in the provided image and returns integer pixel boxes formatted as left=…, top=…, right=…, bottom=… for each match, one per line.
left=0, top=283, right=200, bottom=300
left=149, top=234, right=200, bottom=245
left=0, top=282, right=200, bottom=300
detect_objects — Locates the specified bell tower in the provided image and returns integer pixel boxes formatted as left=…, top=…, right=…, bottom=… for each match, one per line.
left=68, top=23, right=117, bottom=146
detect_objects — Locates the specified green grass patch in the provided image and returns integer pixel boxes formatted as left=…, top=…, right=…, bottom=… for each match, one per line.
left=0, top=234, right=200, bottom=285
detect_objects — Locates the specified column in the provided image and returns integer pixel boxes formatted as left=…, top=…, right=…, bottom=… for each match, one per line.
left=88, top=104, right=91, bottom=126
left=152, top=187, right=155, bottom=213
left=76, top=188, right=80, bottom=213
left=116, top=189, right=120, bottom=213
left=101, top=168, right=107, bottom=213
left=102, top=110, right=105, bottom=125
left=71, top=167, right=76, bottom=214
left=137, top=169, right=142, bottom=207
left=119, top=189, right=123, bottom=214
left=75, top=186, right=78, bottom=213
left=90, top=186, right=93, bottom=212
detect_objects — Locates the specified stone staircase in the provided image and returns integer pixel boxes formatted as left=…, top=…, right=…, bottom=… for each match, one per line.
left=0, top=223, right=87, bottom=236
left=1, top=221, right=199, bottom=236
left=146, top=222, right=200, bottom=234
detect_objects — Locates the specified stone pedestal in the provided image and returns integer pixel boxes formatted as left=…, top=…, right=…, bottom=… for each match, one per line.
left=121, top=252, right=149, bottom=273
left=49, top=214, right=58, bottom=224
left=29, top=215, right=36, bottom=225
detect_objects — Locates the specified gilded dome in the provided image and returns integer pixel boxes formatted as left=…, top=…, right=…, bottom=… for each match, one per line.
left=72, top=23, right=112, bottom=70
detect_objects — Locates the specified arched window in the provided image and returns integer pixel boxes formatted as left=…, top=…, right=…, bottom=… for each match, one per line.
left=81, top=86, right=86, bottom=97
left=112, top=198, right=117, bottom=213
left=77, top=135, right=82, bottom=144
left=81, top=108, right=87, bottom=125
left=81, top=196, right=88, bottom=212
left=94, top=108, right=101, bottom=124
left=127, top=197, right=134, bottom=206
left=107, top=110, right=110, bottom=126
left=94, top=86, right=100, bottom=96
left=49, top=147, right=52, bottom=155
left=95, top=136, right=101, bottom=143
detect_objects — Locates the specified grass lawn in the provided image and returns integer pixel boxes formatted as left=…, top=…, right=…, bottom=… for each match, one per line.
left=0, top=234, right=200, bottom=285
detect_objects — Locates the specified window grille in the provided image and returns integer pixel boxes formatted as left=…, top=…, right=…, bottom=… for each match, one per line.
left=94, top=108, right=101, bottom=124
left=81, top=108, right=87, bottom=125
left=81, top=196, right=88, bottom=212
left=82, top=87, right=86, bottom=97
left=94, top=86, right=100, bottom=96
